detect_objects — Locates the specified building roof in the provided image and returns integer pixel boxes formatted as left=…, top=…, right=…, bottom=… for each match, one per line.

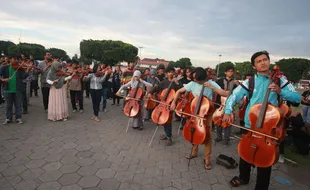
left=139, top=58, right=169, bottom=66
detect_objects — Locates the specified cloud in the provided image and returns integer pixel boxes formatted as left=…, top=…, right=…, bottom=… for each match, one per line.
left=0, top=0, right=309, bottom=67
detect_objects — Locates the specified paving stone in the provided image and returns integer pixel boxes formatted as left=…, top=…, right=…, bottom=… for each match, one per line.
left=20, top=168, right=44, bottom=180
left=211, top=183, right=231, bottom=190
left=77, top=166, right=98, bottom=176
left=39, top=170, right=62, bottom=182
left=45, top=154, right=63, bottom=162
left=93, top=160, right=112, bottom=169
left=118, top=182, right=141, bottom=190
left=61, top=149, right=79, bottom=157
left=76, top=151, right=94, bottom=158
left=58, top=173, right=81, bottom=186
left=78, top=175, right=100, bottom=188
left=96, top=168, right=116, bottom=179
left=11, top=165, right=27, bottom=174
left=61, top=156, right=79, bottom=164
left=60, top=184, right=83, bottom=190
left=59, top=164, right=80, bottom=174
left=98, top=178, right=121, bottom=190
left=29, top=151, right=48, bottom=159
left=114, top=170, right=135, bottom=182
left=13, top=179, right=40, bottom=190
left=141, top=184, right=162, bottom=190
left=25, top=159, right=47, bottom=169
left=62, top=143, right=78, bottom=150
left=43, top=162, right=63, bottom=171
left=37, top=181, right=61, bottom=190
left=77, top=158, right=95, bottom=166
left=47, top=147, right=64, bottom=155
left=6, top=175, right=22, bottom=186
left=1, top=167, right=17, bottom=177
left=76, top=145, right=91, bottom=151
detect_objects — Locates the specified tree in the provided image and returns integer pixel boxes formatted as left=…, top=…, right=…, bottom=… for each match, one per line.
left=0, top=41, right=15, bottom=56
left=168, top=61, right=175, bottom=67
left=234, top=61, right=253, bottom=79
left=48, top=48, right=69, bottom=60
left=8, top=43, right=45, bottom=60
left=215, top=61, right=234, bottom=78
left=174, top=57, right=192, bottom=68
left=80, top=39, right=138, bottom=65
left=275, top=58, right=310, bottom=82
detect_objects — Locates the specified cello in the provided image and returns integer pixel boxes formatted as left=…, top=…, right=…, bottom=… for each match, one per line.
left=123, top=81, right=144, bottom=118
left=175, top=91, right=194, bottom=118
left=238, top=65, right=284, bottom=168
left=151, top=81, right=176, bottom=125
left=183, top=85, right=214, bottom=145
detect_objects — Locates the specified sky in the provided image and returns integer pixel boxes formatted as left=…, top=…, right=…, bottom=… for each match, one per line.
left=0, top=0, right=309, bottom=67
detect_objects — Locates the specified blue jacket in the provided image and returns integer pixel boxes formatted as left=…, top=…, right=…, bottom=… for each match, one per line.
left=224, top=73, right=301, bottom=128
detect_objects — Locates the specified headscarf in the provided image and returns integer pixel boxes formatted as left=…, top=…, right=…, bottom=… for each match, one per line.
left=130, top=70, right=142, bottom=88
left=150, top=69, right=156, bottom=75
left=46, top=61, right=65, bottom=89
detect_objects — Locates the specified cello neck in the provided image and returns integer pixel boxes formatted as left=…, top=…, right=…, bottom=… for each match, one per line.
left=162, top=80, right=173, bottom=101
left=255, top=75, right=274, bottom=128
left=133, top=81, right=140, bottom=97
left=194, top=85, right=205, bottom=115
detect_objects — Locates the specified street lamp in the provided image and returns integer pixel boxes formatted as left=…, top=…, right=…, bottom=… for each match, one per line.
left=216, top=54, right=222, bottom=77
left=138, top=46, right=144, bottom=58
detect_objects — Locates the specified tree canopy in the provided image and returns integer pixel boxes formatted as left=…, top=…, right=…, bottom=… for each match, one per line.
left=168, top=57, right=192, bottom=68
left=48, top=48, right=70, bottom=60
left=80, top=39, right=138, bottom=65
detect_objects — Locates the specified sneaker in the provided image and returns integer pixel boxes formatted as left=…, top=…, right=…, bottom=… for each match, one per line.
left=16, top=119, right=23, bottom=124
left=278, top=154, right=284, bottom=163
left=73, top=109, right=77, bottom=113
left=111, top=103, right=115, bottom=105
left=160, top=135, right=168, bottom=140
left=3, top=119, right=11, bottom=125
left=117, top=104, right=120, bottom=106
left=104, top=109, right=107, bottom=112
left=63, top=118, right=68, bottom=121
left=79, top=109, right=84, bottom=113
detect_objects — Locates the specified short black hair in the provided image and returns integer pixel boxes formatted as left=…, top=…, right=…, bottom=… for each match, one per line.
left=165, top=66, right=175, bottom=73
left=9, top=54, right=20, bottom=60
left=157, top=64, right=165, bottom=70
left=193, top=67, right=207, bottom=81
left=72, top=59, right=79, bottom=64
left=45, top=50, right=51, bottom=55
left=183, top=67, right=193, bottom=78
left=244, top=73, right=254, bottom=79
left=251, top=51, right=270, bottom=65
left=224, top=65, right=234, bottom=72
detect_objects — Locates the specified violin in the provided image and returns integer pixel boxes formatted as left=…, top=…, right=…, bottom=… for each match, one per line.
left=183, top=85, right=214, bottom=145
left=10, top=61, right=33, bottom=71
left=175, top=91, right=194, bottom=118
left=123, top=81, right=144, bottom=117
left=151, top=80, right=176, bottom=125
left=57, top=71, right=72, bottom=76
left=238, top=65, right=284, bottom=168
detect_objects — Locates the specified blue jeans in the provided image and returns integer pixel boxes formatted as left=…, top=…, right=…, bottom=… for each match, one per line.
left=302, top=105, right=310, bottom=124
left=4, top=92, right=22, bottom=120
left=101, top=87, right=109, bottom=110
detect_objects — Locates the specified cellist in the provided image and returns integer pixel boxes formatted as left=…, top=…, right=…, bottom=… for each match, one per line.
left=148, top=66, right=181, bottom=146
left=170, top=67, right=229, bottom=169
left=222, top=51, right=301, bottom=190
left=116, top=70, right=152, bottom=130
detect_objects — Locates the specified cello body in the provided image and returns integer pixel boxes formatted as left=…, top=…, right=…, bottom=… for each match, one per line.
left=175, top=91, right=194, bottom=118
left=123, top=87, right=144, bottom=117
left=183, top=86, right=214, bottom=145
left=151, top=87, right=175, bottom=125
left=212, top=97, right=232, bottom=128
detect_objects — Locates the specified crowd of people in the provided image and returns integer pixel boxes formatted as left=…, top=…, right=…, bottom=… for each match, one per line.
left=0, top=50, right=309, bottom=190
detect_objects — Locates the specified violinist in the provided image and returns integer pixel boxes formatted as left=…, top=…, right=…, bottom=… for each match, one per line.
left=37, top=51, right=53, bottom=112
left=214, top=65, right=239, bottom=145
left=116, top=70, right=152, bottom=130
left=170, top=67, right=229, bottom=169
left=144, top=69, right=160, bottom=121
left=68, top=59, right=84, bottom=113
left=46, top=61, right=72, bottom=121
left=222, top=51, right=301, bottom=190
left=83, top=64, right=92, bottom=98
left=122, top=62, right=135, bottom=108
left=29, top=55, right=40, bottom=98
left=148, top=66, right=181, bottom=146
left=0, top=55, right=30, bottom=125
left=83, top=64, right=110, bottom=122
left=111, top=65, right=122, bottom=106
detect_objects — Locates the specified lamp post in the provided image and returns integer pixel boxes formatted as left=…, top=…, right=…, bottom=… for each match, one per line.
left=216, top=54, right=222, bottom=77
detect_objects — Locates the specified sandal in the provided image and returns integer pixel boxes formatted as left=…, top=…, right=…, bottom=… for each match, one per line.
left=204, top=159, right=212, bottom=170
left=185, top=154, right=197, bottom=159
left=229, top=176, right=247, bottom=187
left=160, top=135, right=168, bottom=140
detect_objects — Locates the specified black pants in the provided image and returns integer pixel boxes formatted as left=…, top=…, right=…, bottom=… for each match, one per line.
left=70, top=90, right=83, bottom=110
left=41, top=87, right=50, bottom=110
left=30, top=80, right=38, bottom=97
left=22, top=90, right=27, bottom=112
left=112, top=87, right=120, bottom=104
left=0, top=84, right=4, bottom=104
left=84, top=81, right=90, bottom=97
left=90, top=89, right=102, bottom=116
left=239, top=157, right=271, bottom=190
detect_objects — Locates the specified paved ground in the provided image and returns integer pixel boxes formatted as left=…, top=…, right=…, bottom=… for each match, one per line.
left=0, top=96, right=309, bottom=190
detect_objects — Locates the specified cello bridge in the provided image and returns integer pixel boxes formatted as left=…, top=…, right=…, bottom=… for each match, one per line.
left=252, top=134, right=262, bottom=139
